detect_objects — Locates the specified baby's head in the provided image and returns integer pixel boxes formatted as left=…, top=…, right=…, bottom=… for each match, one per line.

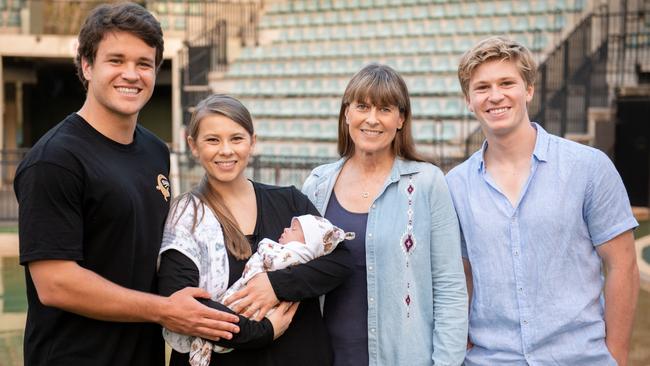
left=278, top=217, right=306, bottom=244
left=280, top=214, right=355, bottom=255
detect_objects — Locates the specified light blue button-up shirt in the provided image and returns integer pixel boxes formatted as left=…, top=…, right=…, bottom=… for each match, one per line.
left=303, top=158, right=468, bottom=366
left=446, top=123, right=638, bottom=365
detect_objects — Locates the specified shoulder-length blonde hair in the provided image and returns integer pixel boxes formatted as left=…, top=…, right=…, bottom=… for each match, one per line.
left=337, top=63, right=424, bottom=162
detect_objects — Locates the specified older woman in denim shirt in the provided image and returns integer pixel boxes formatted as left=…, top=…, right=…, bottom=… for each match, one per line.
left=302, top=63, right=468, bottom=366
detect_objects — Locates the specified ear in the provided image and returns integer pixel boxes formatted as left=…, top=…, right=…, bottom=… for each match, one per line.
left=187, top=135, right=199, bottom=159
left=344, top=107, right=350, bottom=124
left=397, top=113, right=404, bottom=130
left=525, top=84, right=534, bottom=103
left=250, top=133, right=257, bottom=152
left=465, top=95, right=474, bottom=113
left=81, top=57, right=93, bottom=81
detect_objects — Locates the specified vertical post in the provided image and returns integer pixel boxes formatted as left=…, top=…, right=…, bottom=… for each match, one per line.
left=561, top=41, right=569, bottom=137
left=0, top=55, right=4, bottom=189
left=170, top=54, right=183, bottom=198
left=252, top=155, right=261, bottom=182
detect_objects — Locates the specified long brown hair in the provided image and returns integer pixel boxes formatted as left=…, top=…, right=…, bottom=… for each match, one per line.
left=338, top=63, right=424, bottom=162
left=170, top=94, right=254, bottom=260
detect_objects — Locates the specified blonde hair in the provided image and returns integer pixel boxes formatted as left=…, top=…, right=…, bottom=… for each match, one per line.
left=457, top=36, right=537, bottom=97
left=338, top=63, right=424, bottom=161
left=171, top=94, right=254, bottom=260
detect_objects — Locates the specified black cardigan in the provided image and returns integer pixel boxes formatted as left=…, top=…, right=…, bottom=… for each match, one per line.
left=158, top=182, right=353, bottom=366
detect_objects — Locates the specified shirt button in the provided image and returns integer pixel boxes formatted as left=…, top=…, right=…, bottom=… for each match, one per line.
left=368, top=233, right=373, bottom=238
left=518, top=287, right=523, bottom=292
left=369, top=297, right=374, bottom=302
left=523, top=320, right=529, bottom=325
left=371, top=328, right=376, bottom=332
left=368, top=266, right=373, bottom=271
left=514, top=250, right=519, bottom=256
left=372, top=204, right=376, bottom=209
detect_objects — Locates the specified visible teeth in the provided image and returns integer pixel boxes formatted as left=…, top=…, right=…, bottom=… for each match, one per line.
left=216, top=161, right=236, bottom=166
left=116, top=87, right=139, bottom=94
left=362, top=129, right=382, bottom=135
left=489, top=107, right=509, bottom=114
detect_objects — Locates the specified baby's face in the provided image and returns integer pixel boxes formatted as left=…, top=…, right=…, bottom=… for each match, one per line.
left=279, top=219, right=306, bottom=244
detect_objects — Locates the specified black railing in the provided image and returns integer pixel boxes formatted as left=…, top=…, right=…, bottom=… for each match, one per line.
left=464, top=124, right=484, bottom=158
left=0, top=149, right=29, bottom=222
left=179, top=1, right=263, bottom=124
left=530, top=6, right=650, bottom=136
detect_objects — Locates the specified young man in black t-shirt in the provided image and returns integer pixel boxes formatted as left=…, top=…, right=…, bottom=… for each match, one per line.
left=13, top=3, right=239, bottom=366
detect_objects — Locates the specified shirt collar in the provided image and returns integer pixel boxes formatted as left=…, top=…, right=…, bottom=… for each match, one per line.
left=476, top=122, right=550, bottom=173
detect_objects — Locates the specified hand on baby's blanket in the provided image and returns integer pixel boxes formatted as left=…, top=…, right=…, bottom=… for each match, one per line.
left=224, top=273, right=279, bottom=321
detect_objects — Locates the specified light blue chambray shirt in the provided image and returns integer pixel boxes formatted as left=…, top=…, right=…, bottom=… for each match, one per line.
left=303, top=158, right=468, bottom=366
left=446, top=123, right=638, bottom=365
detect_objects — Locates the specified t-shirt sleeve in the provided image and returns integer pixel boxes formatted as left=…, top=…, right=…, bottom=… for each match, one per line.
left=16, top=162, right=84, bottom=265
left=584, top=150, right=638, bottom=246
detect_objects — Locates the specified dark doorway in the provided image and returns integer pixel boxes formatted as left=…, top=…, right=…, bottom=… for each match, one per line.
left=615, top=95, right=650, bottom=207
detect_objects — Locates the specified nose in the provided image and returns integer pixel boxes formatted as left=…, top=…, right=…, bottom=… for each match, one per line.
left=219, top=141, right=233, bottom=156
left=121, top=63, right=140, bottom=82
left=365, top=107, right=379, bottom=126
left=487, top=85, right=504, bottom=103
left=219, top=141, right=233, bottom=155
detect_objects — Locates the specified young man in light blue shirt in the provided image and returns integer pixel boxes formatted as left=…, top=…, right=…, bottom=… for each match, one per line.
left=447, top=36, right=640, bottom=365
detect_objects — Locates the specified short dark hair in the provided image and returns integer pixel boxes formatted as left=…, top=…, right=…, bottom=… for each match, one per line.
left=74, top=2, right=164, bottom=89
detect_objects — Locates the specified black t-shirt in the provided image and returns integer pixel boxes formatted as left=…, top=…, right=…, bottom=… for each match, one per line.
left=159, top=182, right=354, bottom=366
left=14, top=113, right=171, bottom=366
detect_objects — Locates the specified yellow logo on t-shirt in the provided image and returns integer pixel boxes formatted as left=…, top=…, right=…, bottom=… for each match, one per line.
left=156, top=174, right=171, bottom=202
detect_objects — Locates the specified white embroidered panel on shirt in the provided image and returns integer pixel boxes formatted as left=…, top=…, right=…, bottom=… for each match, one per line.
left=400, top=174, right=416, bottom=318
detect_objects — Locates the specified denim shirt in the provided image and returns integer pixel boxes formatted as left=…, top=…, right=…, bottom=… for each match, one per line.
left=303, top=158, right=468, bottom=366
left=446, top=124, right=638, bottom=365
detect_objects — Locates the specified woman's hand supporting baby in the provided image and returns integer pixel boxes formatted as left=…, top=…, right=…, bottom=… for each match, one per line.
left=225, top=273, right=279, bottom=321
left=267, top=301, right=300, bottom=340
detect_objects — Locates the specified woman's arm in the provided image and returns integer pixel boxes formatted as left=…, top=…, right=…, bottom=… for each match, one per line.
left=428, top=168, right=469, bottom=365
left=158, top=250, right=274, bottom=349
left=225, top=187, right=353, bottom=317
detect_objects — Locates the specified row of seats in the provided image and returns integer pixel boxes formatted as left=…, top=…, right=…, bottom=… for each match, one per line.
left=157, top=16, right=187, bottom=31
left=272, top=16, right=566, bottom=43
left=239, top=33, right=547, bottom=61
left=228, top=54, right=482, bottom=77
left=224, top=74, right=462, bottom=96
left=253, top=119, right=463, bottom=143
left=240, top=96, right=469, bottom=118
left=151, top=1, right=202, bottom=16
left=0, top=0, right=22, bottom=11
left=262, top=1, right=580, bottom=28
left=0, top=10, right=19, bottom=27
left=266, top=0, right=583, bottom=16
left=256, top=142, right=336, bottom=158
left=256, top=120, right=338, bottom=139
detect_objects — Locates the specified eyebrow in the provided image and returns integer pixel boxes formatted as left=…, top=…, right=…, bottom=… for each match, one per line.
left=103, top=52, right=155, bottom=63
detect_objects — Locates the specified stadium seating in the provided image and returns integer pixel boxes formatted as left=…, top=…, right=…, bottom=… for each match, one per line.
left=211, top=0, right=586, bottom=157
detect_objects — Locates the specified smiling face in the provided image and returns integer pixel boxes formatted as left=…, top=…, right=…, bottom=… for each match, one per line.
left=188, top=114, right=256, bottom=187
left=466, top=59, right=534, bottom=137
left=345, top=100, right=404, bottom=158
left=278, top=218, right=306, bottom=245
left=81, top=30, right=156, bottom=122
